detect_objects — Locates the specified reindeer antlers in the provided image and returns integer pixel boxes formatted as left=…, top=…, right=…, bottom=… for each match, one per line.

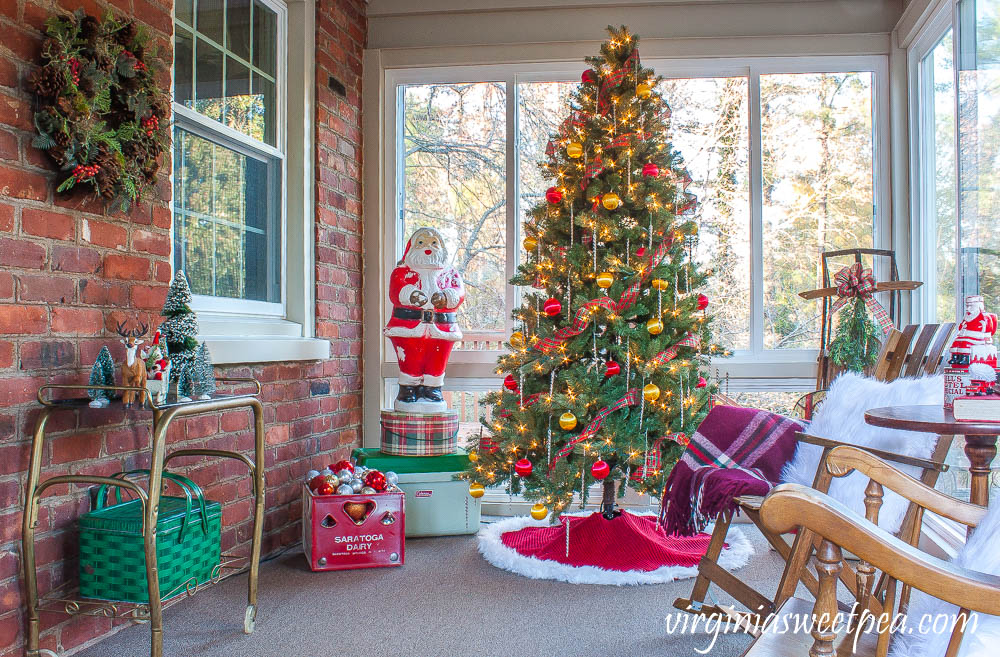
left=116, top=320, right=149, bottom=338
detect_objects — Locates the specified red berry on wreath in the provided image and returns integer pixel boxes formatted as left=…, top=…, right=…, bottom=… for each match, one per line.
left=604, top=361, right=620, bottom=377
left=543, top=297, right=562, bottom=316
left=364, top=470, right=387, bottom=492
left=545, top=186, right=563, bottom=204
left=590, top=460, right=610, bottom=480
left=503, top=374, right=519, bottom=392
left=514, top=458, right=533, bottom=477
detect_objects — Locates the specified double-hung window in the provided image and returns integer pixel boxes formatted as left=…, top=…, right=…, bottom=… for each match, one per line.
left=373, top=57, right=886, bottom=436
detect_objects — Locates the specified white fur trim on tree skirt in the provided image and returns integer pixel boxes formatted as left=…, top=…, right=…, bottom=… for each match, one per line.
left=477, top=512, right=753, bottom=586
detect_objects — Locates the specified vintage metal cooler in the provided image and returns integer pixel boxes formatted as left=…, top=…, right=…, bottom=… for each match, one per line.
left=352, top=448, right=481, bottom=537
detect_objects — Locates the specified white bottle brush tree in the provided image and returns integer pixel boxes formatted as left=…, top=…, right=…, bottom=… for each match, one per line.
left=160, top=270, right=199, bottom=383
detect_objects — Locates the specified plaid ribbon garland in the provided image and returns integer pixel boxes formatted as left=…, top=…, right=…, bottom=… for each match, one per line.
left=829, top=263, right=893, bottom=336
left=549, top=388, right=639, bottom=471
left=545, top=111, right=587, bottom=156
left=520, top=392, right=542, bottom=409
left=646, top=332, right=700, bottom=370
left=598, top=49, right=640, bottom=114
left=629, top=437, right=664, bottom=481
left=580, top=154, right=605, bottom=190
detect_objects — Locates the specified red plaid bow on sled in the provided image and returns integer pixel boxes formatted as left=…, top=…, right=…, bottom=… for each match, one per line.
left=829, top=263, right=893, bottom=336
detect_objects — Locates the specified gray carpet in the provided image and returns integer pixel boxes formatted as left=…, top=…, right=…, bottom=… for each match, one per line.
left=76, top=525, right=785, bottom=657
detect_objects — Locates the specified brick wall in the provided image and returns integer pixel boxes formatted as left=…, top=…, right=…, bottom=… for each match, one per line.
left=0, top=0, right=366, bottom=654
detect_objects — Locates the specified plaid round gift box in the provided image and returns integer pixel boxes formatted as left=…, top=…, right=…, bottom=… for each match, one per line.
left=380, top=410, right=459, bottom=456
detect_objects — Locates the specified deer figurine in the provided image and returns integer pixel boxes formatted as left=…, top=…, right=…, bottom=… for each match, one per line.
left=117, top=321, right=148, bottom=407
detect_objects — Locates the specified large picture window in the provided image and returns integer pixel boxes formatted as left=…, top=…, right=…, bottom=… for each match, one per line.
left=173, top=0, right=285, bottom=314
left=383, top=58, right=886, bottom=395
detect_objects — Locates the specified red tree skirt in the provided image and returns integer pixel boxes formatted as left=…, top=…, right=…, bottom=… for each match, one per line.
left=478, top=511, right=753, bottom=586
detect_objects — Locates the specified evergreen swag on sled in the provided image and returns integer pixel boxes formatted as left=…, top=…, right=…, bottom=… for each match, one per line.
left=464, top=26, right=728, bottom=520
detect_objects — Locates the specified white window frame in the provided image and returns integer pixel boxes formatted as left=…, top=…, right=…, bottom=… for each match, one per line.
left=170, top=0, right=328, bottom=363
left=372, top=55, right=889, bottom=425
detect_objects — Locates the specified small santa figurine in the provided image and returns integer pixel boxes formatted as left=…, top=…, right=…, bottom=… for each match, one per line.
left=948, top=295, right=998, bottom=392
left=384, top=227, right=465, bottom=412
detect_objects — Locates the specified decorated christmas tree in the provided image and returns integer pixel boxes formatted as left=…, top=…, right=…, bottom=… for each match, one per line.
left=465, top=26, right=724, bottom=519
left=160, top=270, right=199, bottom=381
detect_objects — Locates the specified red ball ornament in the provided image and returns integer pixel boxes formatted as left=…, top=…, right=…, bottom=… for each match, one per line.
left=364, top=470, right=387, bottom=492
left=635, top=246, right=647, bottom=258
left=696, top=376, right=708, bottom=389
left=329, top=459, right=354, bottom=474
left=309, top=475, right=328, bottom=491
left=605, top=361, right=621, bottom=377
left=543, top=297, right=562, bottom=317
left=514, top=458, right=533, bottom=477
left=582, top=69, right=597, bottom=84
left=545, top=186, right=564, bottom=204
left=315, top=482, right=336, bottom=496
left=697, top=293, right=710, bottom=310
left=590, top=459, right=610, bottom=480
left=641, top=162, right=659, bottom=177
left=503, top=374, right=519, bottom=392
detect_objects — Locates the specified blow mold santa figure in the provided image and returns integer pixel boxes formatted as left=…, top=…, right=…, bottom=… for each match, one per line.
left=385, top=227, right=465, bottom=413
left=948, top=295, right=998, bottom=395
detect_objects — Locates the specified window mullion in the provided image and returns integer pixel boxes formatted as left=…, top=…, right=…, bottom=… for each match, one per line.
left=505, top=77, right=518, bottom=339
left=952, top=0, right=964, bottom=322
left=748, top=67, right=765, bottom=356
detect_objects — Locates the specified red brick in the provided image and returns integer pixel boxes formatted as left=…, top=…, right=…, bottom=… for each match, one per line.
left=134, top=0, right=173, bottom=36
left=19, top=340, right=75, bottom=370
left=0, top=164, right=47, bottom=202
left=0, top=237, right=45, bottom=269
left=52, top=245, right=100, bottom=274
left=185, top=415, right=219, bottom=439
left=0, top=341, right=12, bottom=368
left=50, top=432, right=102, bottom=464
left=103, top=254, right=151, bottom=280
left=50, top=307, right=102, bottom=335
left=81, top=218, right=127, bottom=249
left=0, top=130, right=16, bottom=162
left=152, top=204, right=172, bottom=229
left=0, top=91, right=31, bottom=132
left=132, top=229, right=170, bottom=256
left=0, top=271, right=11, bottom=300
left=0, top=56, right=16, bottom=89
left=59, top=615, right=112, bottom=652
left=154, top=260, right=172, bottom=282
left=17, top=274, right=75, bottom=303
left=221, top=411, right=249, bottom=433
left=80, top=279, right=128, bottom=306
left=0, top=202, right=13, bottom=232
left=0, top=305, right=46, bottom=334
left=0, top=22, right=41, bottom=61
left=22, top=208, right=75, bottom=241
left=0, top=376, right=45, bottom=406
left=22, top=1, right=49, bottom=31
left=0, top=613, right=20, bottom=655
left=266, top=424, right=290, bottom=445
left=129, top=284, right=167, bottom=310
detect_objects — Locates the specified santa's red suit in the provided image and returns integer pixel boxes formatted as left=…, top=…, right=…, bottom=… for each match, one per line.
left=384, top=228, right=465, bottom=407
left=949, top=295, right=998, bottom=389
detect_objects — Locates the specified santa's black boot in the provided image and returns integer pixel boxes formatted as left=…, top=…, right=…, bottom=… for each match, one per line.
left=419, top=386, right=444, bottom=403
left=397, top=385, right=420, bottom=405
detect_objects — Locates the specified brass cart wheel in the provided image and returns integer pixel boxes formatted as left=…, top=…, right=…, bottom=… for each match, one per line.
left=244, top=604, right=257, bottom=634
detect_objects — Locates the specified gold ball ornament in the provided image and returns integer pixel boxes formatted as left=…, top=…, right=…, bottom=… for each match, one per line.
left=646, top=317, right=664, bottom=335
left=523, top=236, right=538, bottom=251
left=566, top=142, right=583, bottom=159
left=636, top=82, right=652, bottom=99
left=643, top=383, right=661, bottom=402
left=651, top=278, right=668, bottom=291
left=602, top=192, right=622, bottom=211
left=559, top=411, right=578, bottom=431
left=596, top=272, right=614, bottom=289
left=469, top=483, right=486, bottom=499
left=530, top=504, right=549, bottom=520
left=468, top=451, right=479, bottom=462
left=509, top=331, right=526, bottom=349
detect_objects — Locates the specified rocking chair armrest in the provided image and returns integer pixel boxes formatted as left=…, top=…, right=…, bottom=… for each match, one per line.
left=795, top=432, right=948, bottom=472
left=825, top=445, right=988, bottom=529
left=761, top=483, right=1000, bottom=615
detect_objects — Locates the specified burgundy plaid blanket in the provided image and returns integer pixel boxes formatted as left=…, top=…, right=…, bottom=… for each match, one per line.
left=660, top=405, right=804, bottom=536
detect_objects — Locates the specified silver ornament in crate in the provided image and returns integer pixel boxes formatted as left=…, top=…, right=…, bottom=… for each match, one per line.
left=385, top=471, right=398, bottom=486
left=361, top=486, right=377, bottom=494
left=320, top=468, right=334, bottom=477
left=337, top=469, right=353, bottom=484
left=306, top=469, right=320, bottom=481
left=350, top=478, right=363, bottom=493
left=336, top=484, right=354, bottom=495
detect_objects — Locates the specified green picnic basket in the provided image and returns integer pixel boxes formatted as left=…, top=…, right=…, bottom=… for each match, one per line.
left=78, top=470, right=222, bottom=603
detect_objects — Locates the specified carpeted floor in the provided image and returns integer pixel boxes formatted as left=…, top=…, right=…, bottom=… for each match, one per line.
left=75, top=524, right=786, bottom=657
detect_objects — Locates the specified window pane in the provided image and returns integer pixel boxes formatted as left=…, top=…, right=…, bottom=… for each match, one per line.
left=251, top=72, right=275, bottom=146
left=252, top=0, right=277, bottom=77
left=760, top=72, right=876, bottom=349
left=659, top=77, right=751, bottom=351
left=227, top=0, right=252, bottom=62
left=173, top=128, right=281, bottom=303
left=176, top=0, right=194, bottom=28
left=517, top=81, right=576, bottom=213
left=196, top=0, right=225, bottom=45
left=174, top=27, right=194, bottom=107
left=924, top=30, right=957, bottom=322
left=958, top=0, right=1000, bottom=312
left=194, top=37, right=224, bottom=123
left=400, top=82, right=507, bottom=334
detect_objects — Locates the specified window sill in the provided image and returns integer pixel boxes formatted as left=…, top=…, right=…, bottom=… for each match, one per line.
left=201, top=335, right=330, bottom=364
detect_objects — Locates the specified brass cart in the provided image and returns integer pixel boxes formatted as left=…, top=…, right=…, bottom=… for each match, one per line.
left=22, top=379, right=266, bottom=657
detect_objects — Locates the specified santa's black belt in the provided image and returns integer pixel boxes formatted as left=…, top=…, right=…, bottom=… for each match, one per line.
left=393, top=308, right=456, bottom=323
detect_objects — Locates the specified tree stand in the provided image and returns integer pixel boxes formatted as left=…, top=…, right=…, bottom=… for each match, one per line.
left=600, top=479, right=621, bottom=520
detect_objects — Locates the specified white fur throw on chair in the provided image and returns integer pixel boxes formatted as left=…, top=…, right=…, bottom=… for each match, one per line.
left=888, top=497, right=1000, bottom=657
left=780, top=372, right=944, bottom=534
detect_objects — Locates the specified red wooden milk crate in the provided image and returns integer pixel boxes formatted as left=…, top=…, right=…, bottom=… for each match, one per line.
left=302, top=485, right=406, bottom=572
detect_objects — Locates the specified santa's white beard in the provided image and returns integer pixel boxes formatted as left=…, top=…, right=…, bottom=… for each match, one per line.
left=407, top=248, right=446, bottom=269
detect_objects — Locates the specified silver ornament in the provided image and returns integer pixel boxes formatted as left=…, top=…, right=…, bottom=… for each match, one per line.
left=320, top=468, right=334, bottom=477
left=351, top=478, right=363, bottom=493
left=385, top=471, right=398, bottom=486
left=336, top=484, right=354, bottom=495
left=306, top=469, right=320, bottom=481
left=354, top=465, right=368, bottom=477
left=337, top=469, right=353, bottom=484
left=361, top=486, right=377, bottom=495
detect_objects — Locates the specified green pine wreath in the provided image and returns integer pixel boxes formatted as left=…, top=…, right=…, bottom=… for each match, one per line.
left=28, top=10, right=170, bottom=213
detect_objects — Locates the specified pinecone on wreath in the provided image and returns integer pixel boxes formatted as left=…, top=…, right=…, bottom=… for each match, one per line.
left=27, top=67, right=65, bottom=99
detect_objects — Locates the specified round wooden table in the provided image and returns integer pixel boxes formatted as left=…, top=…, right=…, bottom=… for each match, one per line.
left=865, top=404, right=1000, bottom=507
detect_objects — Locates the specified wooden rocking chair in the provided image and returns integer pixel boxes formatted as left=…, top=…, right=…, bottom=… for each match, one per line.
left=673, top=322, right=956, bottom=628
left=746, top=446, right=994, bottom=657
